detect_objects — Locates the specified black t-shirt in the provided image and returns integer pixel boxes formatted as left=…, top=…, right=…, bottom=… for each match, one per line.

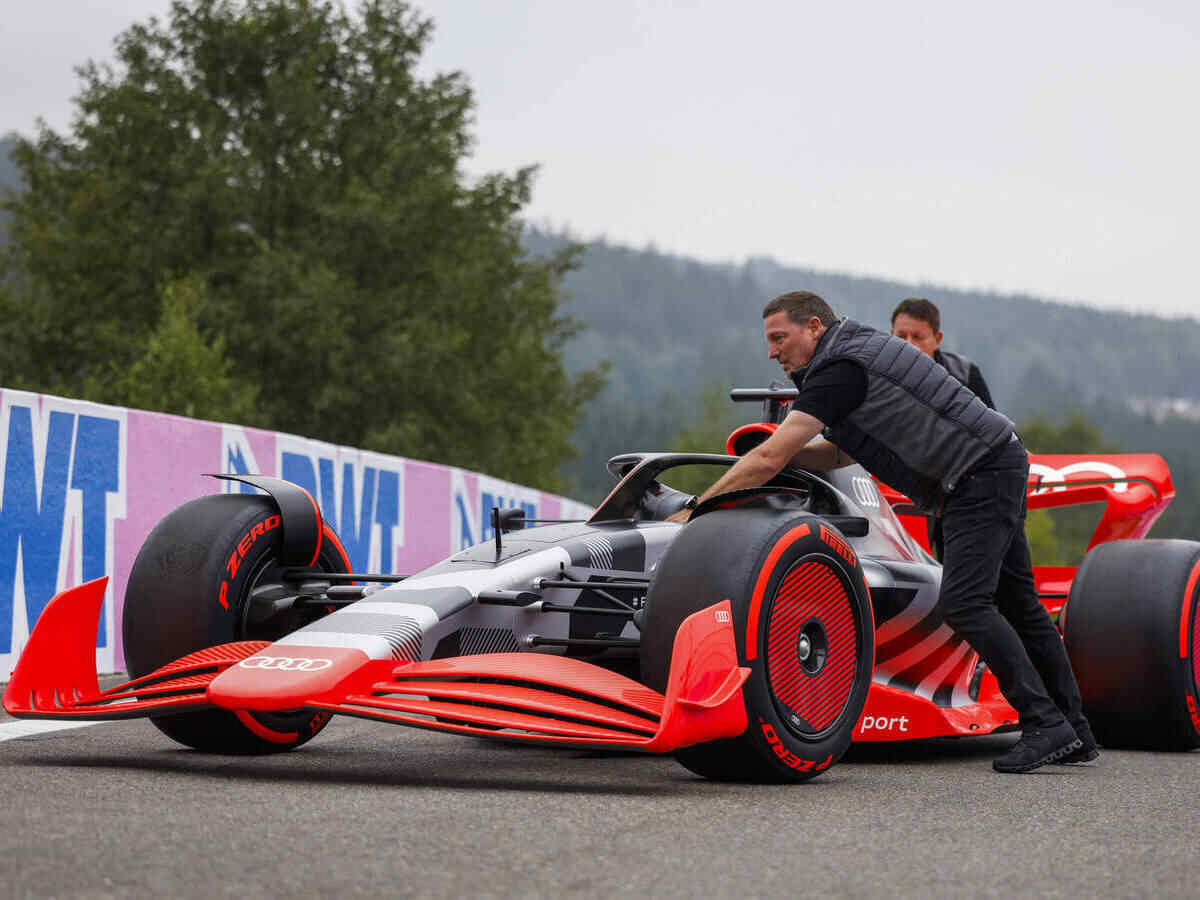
left=790, top=360, right=867, bottom=426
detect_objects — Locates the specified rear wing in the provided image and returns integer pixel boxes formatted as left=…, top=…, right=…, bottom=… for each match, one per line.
left=877, top=453, right=1174, bottom=554
left=1025, top=453, right=1173, bottom=550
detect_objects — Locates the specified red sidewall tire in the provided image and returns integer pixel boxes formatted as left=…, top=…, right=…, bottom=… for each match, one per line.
left=641, top=506, right=874, bottom=782
left=123, top=493, right=351, bottom=754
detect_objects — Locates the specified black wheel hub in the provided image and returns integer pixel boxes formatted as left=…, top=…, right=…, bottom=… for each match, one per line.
left=796, top=619, right=828, bottom=676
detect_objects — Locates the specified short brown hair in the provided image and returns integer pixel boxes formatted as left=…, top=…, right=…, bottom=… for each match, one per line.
left=762, top=291, right=836, bottom=326
left=891, top=297, right=941, bottom=333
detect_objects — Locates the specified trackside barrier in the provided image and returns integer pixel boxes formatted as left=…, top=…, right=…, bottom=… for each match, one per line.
left=0, top=388, right=593, bottom=680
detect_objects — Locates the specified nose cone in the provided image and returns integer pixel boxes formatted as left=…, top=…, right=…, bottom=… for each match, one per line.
left=209, top=645, right=367, bottom=711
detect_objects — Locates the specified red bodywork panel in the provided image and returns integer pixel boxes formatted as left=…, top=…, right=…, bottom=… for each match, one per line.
left=855, top=676, right=1018, bottom=741
left=3, top=578, right=749, bottom=754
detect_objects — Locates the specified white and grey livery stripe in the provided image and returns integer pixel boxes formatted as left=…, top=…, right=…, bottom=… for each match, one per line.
left=582, top=535, right=615, bottom=571
left=265, top=549, right=575, bottom=661
left=274, top=630, right=403, bottom=659
left=274, top=601, right=440, bottom=660
left=375, top=618, right=424, bottom=660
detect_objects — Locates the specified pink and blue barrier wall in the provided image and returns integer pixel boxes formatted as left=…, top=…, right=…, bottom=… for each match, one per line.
left=0, top=389, right=594, bottom=680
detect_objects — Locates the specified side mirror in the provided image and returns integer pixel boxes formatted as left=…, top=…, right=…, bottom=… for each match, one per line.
left=496, top=507, right=526, bottom=532
left=490, top=506, right=527, bottom=556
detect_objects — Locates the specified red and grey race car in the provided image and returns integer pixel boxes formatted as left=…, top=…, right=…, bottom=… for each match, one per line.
left=5, top=388, right=1199, bottom=781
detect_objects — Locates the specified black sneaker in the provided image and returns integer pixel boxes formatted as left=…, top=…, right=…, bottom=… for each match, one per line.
left=1055, top=719, right=1100, bottom=764
left=992, top=721, right=1082, bottom=774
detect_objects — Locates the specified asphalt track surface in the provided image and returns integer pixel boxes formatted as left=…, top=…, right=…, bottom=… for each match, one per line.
left=3, top=702, right=1198, bottom=900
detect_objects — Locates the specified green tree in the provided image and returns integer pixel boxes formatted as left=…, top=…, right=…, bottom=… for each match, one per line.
left=662, top=382, right=744, bottom=497
left=102, top=274, right=259, bottom=422
left=1023, top=505, right=1060, bottom=568
left=0, top=0, right=602, bottom=491
left=668, top=383, right=738, bottom=453
left=1019, top=412, right=1120, bottom=455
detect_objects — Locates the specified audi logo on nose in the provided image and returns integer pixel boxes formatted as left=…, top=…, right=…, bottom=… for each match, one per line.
left=238, top=656, right=333, bottom=671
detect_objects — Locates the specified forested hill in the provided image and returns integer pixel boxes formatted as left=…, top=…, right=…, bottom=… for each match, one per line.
left=524, top=229, right=1200, bottom=540
left=526, top=227, right=1200, bottom=421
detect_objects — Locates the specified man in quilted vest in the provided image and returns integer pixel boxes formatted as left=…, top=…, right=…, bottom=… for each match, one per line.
left=673, top=290, right=1096, bottom=773
left=890, top=296, right=995, bottom=409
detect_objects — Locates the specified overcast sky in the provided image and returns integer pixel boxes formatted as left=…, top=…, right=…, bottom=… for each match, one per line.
left=4, top=1, right=1197, bottom=319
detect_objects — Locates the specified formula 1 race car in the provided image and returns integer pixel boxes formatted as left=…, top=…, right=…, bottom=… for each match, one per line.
left=6, top=389, right=1200, bottom=781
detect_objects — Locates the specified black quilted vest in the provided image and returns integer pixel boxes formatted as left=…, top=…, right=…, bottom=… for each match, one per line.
left=799, top=319, right=1014, bottom=510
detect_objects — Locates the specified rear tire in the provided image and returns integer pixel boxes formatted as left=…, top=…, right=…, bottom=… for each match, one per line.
left=1062, top=539, right=1200, bottom=751
left=641, top=506, right=874, bottom=782
left=123, top=493, right=351, bottom=754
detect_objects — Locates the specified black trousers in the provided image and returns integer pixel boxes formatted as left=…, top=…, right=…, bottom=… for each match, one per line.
left=938, top=439, right=1085, bottom=730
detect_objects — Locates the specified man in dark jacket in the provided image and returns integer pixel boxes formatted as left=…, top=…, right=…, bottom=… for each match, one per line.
left=891, top=297, right=995, bottom=408
left=671, top=290, right=1097, bottom=773
left=891, top=297, right=994, bottom=558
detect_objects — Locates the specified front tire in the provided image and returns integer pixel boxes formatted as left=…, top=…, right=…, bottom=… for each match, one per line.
left=1062, top=539, right=1200, bottom=751
left=123, top=493, right=351, bottom=753
left=641, top=506, right=874, bottom=782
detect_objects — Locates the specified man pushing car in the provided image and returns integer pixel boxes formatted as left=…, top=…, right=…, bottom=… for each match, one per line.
left=669, top=290, right=1098, bottom=773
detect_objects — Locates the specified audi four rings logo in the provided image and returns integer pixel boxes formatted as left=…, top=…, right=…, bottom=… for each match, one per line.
left=239, top=656, right=334, bottom=671
left=1029, top=460, right=1130, bottom=494
left=850, top=476, right=880, bottom=508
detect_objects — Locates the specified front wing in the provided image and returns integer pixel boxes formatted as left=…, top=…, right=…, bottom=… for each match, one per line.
left=3, top=578, right=750, bottom=753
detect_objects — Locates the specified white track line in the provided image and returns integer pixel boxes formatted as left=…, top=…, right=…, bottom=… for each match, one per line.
left=0, top=719, right=105, bottom=742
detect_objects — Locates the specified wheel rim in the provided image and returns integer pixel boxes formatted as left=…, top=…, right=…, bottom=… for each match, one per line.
left=795, top=620, right=828, bottom=676
left=764, top=555, right=861, bottom=740
left=239, top=546, right=345, bottom=643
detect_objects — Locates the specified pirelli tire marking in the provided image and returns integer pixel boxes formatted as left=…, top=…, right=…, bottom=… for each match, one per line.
left=218, top=514, right=282, bottom=610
